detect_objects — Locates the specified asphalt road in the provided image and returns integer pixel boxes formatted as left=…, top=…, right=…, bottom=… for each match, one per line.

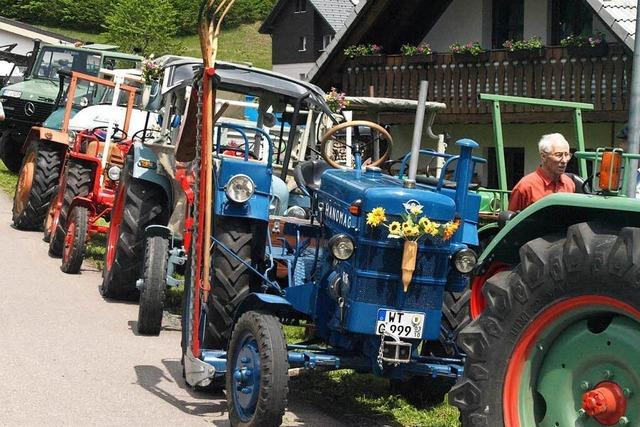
left=0, top=192, right=343, bottom=426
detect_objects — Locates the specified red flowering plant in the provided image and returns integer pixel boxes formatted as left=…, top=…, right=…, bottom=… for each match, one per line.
left=141, top=54, right=162, bottom=85
left=400, top=43, right=432, bottom=56
left=449, top=41, right=483, bottom=56
left=503, top=36, right=543, bottom=51
left=343, top=43, right=383, bottom=59
left=325, top=87, right=349, bottom=114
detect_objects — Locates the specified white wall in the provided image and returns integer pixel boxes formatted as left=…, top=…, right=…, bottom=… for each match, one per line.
left=421, top=0, right=485, bottom=51
left=272, top=62, right=315, bottom=80
left=523, top=0, right=548, bottom=42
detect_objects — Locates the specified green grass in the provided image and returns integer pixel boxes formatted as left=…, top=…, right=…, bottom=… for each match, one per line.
left=39, top=22, right=272, bottom=69
left=0, top=163, right=17, bottom=194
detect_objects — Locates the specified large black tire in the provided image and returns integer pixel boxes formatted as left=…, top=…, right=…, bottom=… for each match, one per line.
left=12, top=140, right=63, bottom=230
left=441, top=290, right=471, bottom=353
left=137, top=236, right=169, bottom=335
left=101, top=174, right=168, bottom=300
left=1, top=133, right=23, bottom=173
left=60, top=206, right=88, bottom=274
left=49, top=162, right=92, bottom=257
left=450, top=222, right=640, bottom=426
left=204, top=217, right=263, bottom=350
left=227, top=311, right=288, bottom=427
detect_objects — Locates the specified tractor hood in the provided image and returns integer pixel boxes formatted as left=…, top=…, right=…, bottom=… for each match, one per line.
left=69, top=105, right=158, bottom=136
left=1, top=79, right=58, bottom=104
left=319, top=168, right=456, bottom=224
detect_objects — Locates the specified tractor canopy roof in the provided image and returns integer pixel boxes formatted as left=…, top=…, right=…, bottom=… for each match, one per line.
left=153, top=55, right=332, bottom=115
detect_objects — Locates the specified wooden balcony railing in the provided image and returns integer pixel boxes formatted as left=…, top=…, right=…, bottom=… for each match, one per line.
left=341, top=45, right=631, bottom=123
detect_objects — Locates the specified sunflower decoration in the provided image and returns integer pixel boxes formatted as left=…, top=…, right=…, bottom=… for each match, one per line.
left=367, top=200, right=460, bottom=242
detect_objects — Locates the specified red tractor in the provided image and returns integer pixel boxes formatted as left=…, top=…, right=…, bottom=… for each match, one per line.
left=44, top=72, right=141, bottom=274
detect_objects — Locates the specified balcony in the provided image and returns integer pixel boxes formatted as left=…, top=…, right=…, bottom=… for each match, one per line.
left=341, top=45, right=631, bottom=123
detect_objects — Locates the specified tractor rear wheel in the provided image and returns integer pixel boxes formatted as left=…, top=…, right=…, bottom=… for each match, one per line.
left=137, top=236, right=169, bottom=336
left=61, top=206, right=88, bottom=274
left=101, top=172, right=168, bottom=300
left=204, top=217, right=262, bottom=350
left=12, top=140, right=63, bottom=230
left=227, top=310, right=288, bottom=427
left=450, top=222, right=640, bottom=426
left=48, top=161, right=92, bottom=257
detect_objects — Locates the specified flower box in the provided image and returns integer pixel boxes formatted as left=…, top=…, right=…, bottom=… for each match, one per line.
left=566, top=44, right=609, bottom=57
left=505, top=47, right=545, bottom=60
left=355, top=54, right=384, bottom=65
left=403, top=54, right=435, bottom=65
left=452, top=51, right=489, bottom=63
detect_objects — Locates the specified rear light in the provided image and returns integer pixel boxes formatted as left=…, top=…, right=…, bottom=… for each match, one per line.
left=598, top=148, right=622, bottom=193
left=349, top=199, right=362, bottom=216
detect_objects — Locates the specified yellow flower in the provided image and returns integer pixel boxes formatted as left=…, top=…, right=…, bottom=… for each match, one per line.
left=443, top=219, right=461, bottom=240
left=388, top=221, right=402, bottom=236
left=366, top=207, right=386, bottom=227
left=402, top=220, right=414, bottom=230
left=410, top=205, right=423, bottom=215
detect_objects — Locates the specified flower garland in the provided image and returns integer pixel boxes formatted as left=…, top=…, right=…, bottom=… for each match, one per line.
left=366, top=205, right=460, bottom=242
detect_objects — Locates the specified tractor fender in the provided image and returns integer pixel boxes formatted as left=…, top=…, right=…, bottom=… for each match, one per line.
left=144, top=224, right=172, bottom=240
left=233, top=293, right=294, bottom=322
left=131, top=143, right=173, bottom=206
left=479, top=192, right=640, bottom=268
left=23, top=127, right=68, bottom=152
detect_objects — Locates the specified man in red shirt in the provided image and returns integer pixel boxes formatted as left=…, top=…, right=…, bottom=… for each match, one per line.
left=508, top=133, right=575, bottom=211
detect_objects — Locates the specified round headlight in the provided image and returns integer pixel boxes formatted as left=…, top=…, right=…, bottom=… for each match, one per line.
left=452, top=248, right=477, bottom=274
left=283, top=205, right=307, bottom=219
left=329, top=234, right=355, bottom=260
left=67, top=131, right=77, bottom=144
left=225, top=174, right=255, bottom=203
left=108, top=166, right=121, bottom=181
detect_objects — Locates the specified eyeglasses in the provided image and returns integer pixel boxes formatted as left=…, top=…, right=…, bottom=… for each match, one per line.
left=545, top=152, right=573, bottom=160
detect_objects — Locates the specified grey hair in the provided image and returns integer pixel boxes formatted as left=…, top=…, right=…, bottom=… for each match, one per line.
left=538, top=133, right=569, bottom=154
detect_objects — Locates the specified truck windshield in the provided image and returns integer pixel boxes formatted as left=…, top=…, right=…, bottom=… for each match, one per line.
left=34, top=47, right=102, bottom=79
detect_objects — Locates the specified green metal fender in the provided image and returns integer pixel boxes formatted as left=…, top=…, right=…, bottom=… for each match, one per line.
left=479, top=192, right=640, bottom=267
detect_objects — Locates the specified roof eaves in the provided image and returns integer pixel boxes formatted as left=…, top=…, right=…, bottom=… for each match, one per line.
left=259, top=0, right=289, bottom=34
left=583, top=0, right=636, bottom=50
left=0, top=16, right=75, bottom=43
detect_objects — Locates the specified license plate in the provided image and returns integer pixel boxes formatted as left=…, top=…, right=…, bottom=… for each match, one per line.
left=375, top=309, right=425, bottom=339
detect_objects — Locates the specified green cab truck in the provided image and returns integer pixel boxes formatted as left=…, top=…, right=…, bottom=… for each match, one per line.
left=0, top=42, right=140, bottom=172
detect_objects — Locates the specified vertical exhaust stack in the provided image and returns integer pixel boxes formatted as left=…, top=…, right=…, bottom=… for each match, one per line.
left=404, top=80, right=429, bottom=188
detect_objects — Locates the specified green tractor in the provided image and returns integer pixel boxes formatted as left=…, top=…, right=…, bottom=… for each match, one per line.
left=450, top=95, right=639, bottom=426
left=0, top=42, right=140, bottom=172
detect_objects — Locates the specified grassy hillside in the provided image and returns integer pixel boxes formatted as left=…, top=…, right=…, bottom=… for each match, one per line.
left=38, top=22, right=272, bottom=69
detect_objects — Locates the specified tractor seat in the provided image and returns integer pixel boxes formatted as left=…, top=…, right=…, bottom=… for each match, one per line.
left=565, top=173, right=586, bottom=194
left=294, top=160, right=331, bottom=196
left=416, top=175, right=479, bottom=191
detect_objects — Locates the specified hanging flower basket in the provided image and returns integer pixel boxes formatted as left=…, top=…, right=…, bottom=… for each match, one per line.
left=505, top=47, right=545, bottom=60
left=566, top=44, right=609, bottom=57
left=452, top=51, right=489, bottom=63
left=356, top=54, right=385, bottom=65
left=403, top=54, right=436, bottom=65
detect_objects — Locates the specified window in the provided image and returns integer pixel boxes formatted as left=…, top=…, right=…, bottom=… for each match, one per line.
left=492, top=0, right=524, bottom=48
left=486, top=147, right=525, bottom=189
left=551, top=0, right=593, bottom=44
left=321, top=34, right=334, bottom=51
left=295, top=0, right=307, bottom=13
left=298, top=36, right=307, bottom=52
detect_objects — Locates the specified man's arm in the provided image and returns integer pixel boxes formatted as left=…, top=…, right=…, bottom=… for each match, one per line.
left=508, top=183, right=527, bottom=212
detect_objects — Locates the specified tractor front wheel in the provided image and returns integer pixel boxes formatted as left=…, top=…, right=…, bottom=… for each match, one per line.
left=12, top=140, right=63, bottom=230
left=227, top=311, right=288, bottom=427
left=101, top=173, right=167, bottom=300
left=450, top=222, right=640, bottom=426
left=61, top=206, right=88, bottom=274
left=48, top=162, right=92, bottom=257
left=137, top=236, right=169, bottom=336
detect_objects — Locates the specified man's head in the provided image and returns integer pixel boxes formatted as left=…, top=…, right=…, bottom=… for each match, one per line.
left=538, top=133, right=571, bottom=180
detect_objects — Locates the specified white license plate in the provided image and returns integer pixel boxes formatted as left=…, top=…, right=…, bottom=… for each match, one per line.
left=375, top=309, right=425, bottom=339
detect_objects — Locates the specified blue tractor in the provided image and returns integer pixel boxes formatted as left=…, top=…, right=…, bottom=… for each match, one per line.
left=182, top=67, right=484, bottom=425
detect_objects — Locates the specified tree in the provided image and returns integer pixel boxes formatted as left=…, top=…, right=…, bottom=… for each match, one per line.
left=170, top=0, right=199, bottom=35
left=105, top=0, right=181, bottom=56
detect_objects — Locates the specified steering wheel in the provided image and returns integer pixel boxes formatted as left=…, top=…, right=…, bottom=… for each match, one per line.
left=132, top=128, right=162, bottom=143
left=91, top=126, right=128, bottom=143
left=320, top=120, right=393, bottom=169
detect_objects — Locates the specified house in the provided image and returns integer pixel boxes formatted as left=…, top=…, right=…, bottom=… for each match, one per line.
left=259, top=0, right=359, bottom=79
left=306, top=0, right=635, bottom=188
left=0, top=16, right=75, bottom=82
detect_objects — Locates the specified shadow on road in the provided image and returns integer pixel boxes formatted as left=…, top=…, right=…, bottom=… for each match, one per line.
left=133, top=359, right=226, bottom=419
